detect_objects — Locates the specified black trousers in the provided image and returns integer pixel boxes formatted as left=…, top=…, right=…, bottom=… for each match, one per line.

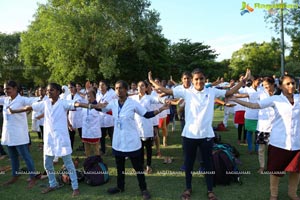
left=100, top=127, right=114, bottom=154
left=183, top=137, right=214, bottom=191
left=39, top=125, right=44, bottom=142
left=141, top=138, right=153, bottom=167
left=115, top=154, right=147, bottom=191
left=69, top=128, right=82, bottom=150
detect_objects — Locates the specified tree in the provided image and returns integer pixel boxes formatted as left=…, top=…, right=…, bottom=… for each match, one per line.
left=264, top=0, right=300, bottom=60
left=166, top=39, right=219, bottom=81
left=229, top=39, right=281, bottom=78
left=0, top=32, right=30, bottom=85
left=20, top=0, right=170, bottom=85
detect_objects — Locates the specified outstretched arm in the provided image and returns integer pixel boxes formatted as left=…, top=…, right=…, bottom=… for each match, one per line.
left=214, top=98, right=236, bottom=107
left=144, top=103, right=170, bottom=118
left=225, top=69, right=251, bottom=97
left=148, top=71, right=173, bottom=96
left=229, top=96, right=261, bottom=109
left=9, top=106, right=33, bottom=114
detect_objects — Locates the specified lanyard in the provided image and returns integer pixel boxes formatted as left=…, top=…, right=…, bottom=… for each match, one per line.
left=118, top=102, right=124, bottom=118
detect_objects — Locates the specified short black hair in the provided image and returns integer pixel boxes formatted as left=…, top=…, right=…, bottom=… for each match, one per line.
left=48, top=83, right=62, bottom=94
left=191, top=68, right=205, bottom=78
left=115, top=80, right=128, bottom=90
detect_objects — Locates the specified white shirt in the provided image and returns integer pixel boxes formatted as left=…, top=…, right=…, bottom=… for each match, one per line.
left=32, top=99, right=75, bottom=156
left=259, top=94, right=300, bottom=150
left=234, top=87, right=246, bottom=112
left=81, top=107, right=102, bottom=139
left=104, top=98, right=147, bottom=152
left=244, top=87, right=260, bottom=120
left=256, top=90, right=275, bottom=133
left=66, top=93, right=85, bottom=128
left=96, top=88, right=118, bottom=127
left=0, top=94, right=37, bottom=146
left=173, top=86, right=226, bottom=139
left=130, top=94, right=160, bottom=138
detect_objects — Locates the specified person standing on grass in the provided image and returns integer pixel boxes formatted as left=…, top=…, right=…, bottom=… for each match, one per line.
left=154, top=78, right=169, bottom=147
left=81, top=89, right=102, bottom=157
left=148, top=68, right=250, bottom=200
left=235, top=76, right=262, bottom=154
left=96, top=80, right=117, bottom=155
left=234, top=75, right=247, bottom=145
left=66, top=82, right=85, bottom=151
left=230, top=74, right=300, bottom=200
left=255, top=76, right=276, bottom=174
left=35, top=86, right=48, bottom=146
left=0, top=80, right=37, bottom=189
left=8, top=83, right=97, bottom=197
left=130, top=80, right=165, bottom=174
left=97, top=80, right=169, bottom=200
left=0, top=85, right=8, bottom=159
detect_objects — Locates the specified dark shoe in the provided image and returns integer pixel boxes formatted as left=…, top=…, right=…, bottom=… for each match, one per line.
left=181, top=189, right=192, bottom=200
left=207, top=191, right=218, bottom=200
left=0, top=165, right=11, bottom=172
left=142, top=190, right=151, bottom=200
left=2, top=176, right=19, bottom=186
left=72, top=189, right=80, bottom=197
left=107, top=187, right=124, bottom=194
left=41, top=183, right=64, bottom=194
left=27, top=177, right=37, bottom=189
left=41, top=186, right=57, bottom=194
left=0, top=155, right=7, bottom=160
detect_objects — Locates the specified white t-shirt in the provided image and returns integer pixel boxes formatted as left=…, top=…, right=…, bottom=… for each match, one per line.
left=173, top=86, right=226, bottom=139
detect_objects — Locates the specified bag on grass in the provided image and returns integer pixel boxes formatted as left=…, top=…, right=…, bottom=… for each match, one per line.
left=83, top=155, right=109, bottom=186
left=212, top=143, right=242, bottom=185
left=57, top=168, right=85, bottom=185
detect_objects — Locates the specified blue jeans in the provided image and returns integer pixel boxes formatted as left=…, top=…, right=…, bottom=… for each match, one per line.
left=246, top=131, right=258, bottom=152
left=7, top=144, right=36, bottom=178
left=44, top=154, right=78, bottom=190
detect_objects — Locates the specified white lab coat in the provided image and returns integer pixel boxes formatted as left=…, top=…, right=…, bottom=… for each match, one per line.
left=0, top=94, right=37, bottom=146
left=66, top=93, right=85, bottom=128
left=32, top=99, right=75, bottom=156
left=96, top=88, right=118, bottom=127
left=104, top=98, right=147, bottom=152
left=81, top=107, right=102, bottom=139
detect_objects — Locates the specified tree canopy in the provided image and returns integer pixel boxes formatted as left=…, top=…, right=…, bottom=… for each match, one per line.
left=229, top=39, right=281, bottom=78
left=0, top=32, right=31, bottom=85
left=20, top=0, right=170, bottom=85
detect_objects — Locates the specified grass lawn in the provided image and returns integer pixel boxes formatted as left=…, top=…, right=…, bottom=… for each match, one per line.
left=0, top=109, right=292, bottom=200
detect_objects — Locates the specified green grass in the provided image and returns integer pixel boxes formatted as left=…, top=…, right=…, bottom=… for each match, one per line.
left=0, top=110, right=293, bottom=199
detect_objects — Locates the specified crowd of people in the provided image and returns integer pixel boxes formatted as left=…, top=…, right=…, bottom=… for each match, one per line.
left=0, top=68, right=300, bottom=200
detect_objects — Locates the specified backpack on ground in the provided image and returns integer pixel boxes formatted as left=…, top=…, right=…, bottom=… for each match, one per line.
left=57, top=168, right=85, bottom=185
left=212, top=143, right=242, bottom=186
left=83, top=155, right=109, bottom=186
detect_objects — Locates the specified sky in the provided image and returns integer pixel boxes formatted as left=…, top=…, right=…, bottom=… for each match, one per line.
left=0, top=0, right=294, bottom=61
